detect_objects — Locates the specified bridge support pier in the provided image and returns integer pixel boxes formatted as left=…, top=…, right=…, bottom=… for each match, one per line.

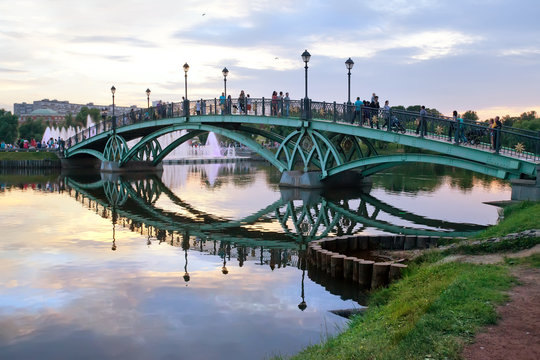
left=279, top=170, right=371, bottom=190
left=279, top=171, right=323, bottom=188
left=100, top=161, right=163, bottom=173
left=61, top=158, right=101, bottom=170
left=510, top=165, right=540, bottom=201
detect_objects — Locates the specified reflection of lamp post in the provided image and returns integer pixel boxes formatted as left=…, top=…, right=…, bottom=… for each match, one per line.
left=183, top=249, right=190, bottom=283
left=183, top=63, right=190, bottom=117
left=180, top=232, right=191, bottom=283
left=146, top=88, right=151, bottom=109
left=222, top=67, right=229, bottom=98
left=221, top=258, right=228, bottom=275
left=298, top=268, right=307, bottom=311
left=301, top=50, right=311, bottom=120
left=111, top=205, right=117, bottom=251
left=298, top=251, right=307, bottom=311
left=111, top=85, right=116, bottom=135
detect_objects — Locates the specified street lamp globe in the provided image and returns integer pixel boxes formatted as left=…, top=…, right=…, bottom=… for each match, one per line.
left=301, top=49, right=311, bottom=64
left=222, top=67, right=229, bottom=78
left=345, top=57, right=354, bottom=70
left=183, top=62, right=189, bottom=73
left=146, top=88, right=151, bottom=97
left=111, top=85, right=116, bottom=95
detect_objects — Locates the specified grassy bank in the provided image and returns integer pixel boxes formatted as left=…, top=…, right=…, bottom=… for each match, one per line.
left=282, top=201, right=539, bottom=360
left=474, top=201, right=540, bottom=239
left=288, top=260, right=513, bottom=360
left=0, top=151, right=59, bottom=160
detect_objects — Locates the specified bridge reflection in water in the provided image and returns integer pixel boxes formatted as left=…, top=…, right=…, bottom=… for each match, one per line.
left=63, top=169, right=486, bottom=303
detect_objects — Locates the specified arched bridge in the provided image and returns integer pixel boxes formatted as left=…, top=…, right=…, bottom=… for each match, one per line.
left=64, top=98, right=540, bottom=182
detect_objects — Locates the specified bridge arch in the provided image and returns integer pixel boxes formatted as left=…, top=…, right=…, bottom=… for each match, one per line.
left=327, top=154, right=510, bottom=179
left=119, top=123, right=288, bottom=172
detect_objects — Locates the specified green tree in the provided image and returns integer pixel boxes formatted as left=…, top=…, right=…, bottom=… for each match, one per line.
left=74, top=107, right=101, bottom=128
left=18, top=118, right=46, bottom=141
left=64, top=113, right=74, bottom=128
left=406, top=105, right=441, bottom=116
left=406, top=105, right=422, bottom=112
left=75, top=107, right=89, bottom=127
left=0, top=109, right=19, bottom=144
left=462, top=110, right=479, bottom=121
left=88, top=108, right=101, bottom=123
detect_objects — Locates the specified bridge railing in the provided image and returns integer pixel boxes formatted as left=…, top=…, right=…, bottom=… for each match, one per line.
left=66, top=98, right=540, bottom=162
left=331, top=103, right=539, bottom=161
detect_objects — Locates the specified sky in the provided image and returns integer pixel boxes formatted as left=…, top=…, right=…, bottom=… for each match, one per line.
left=0, top=0, right=539, bottom=119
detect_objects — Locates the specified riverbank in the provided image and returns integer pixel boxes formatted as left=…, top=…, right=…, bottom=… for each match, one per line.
left=284, top=201, right=539, bottom=360
left=0, top=151, right=61, bottom=169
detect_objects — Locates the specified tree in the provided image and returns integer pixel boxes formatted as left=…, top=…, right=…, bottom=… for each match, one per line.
left=75, top=107, right=89, bottom=127
left=0, top=109, right=19, bottom=144
left=64, top=113, right=74, bottom=128
left=406, top=105, right=422, bottom=112
left=406, top=105, right=441, bottom=116
left=18, top=118, right=46, bottom=141
left=462, top=110, right=479, bottom=121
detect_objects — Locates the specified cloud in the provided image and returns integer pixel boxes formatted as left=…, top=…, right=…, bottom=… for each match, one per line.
left=0, top=68, right=25, bottom=73
left=70, top=35, right=157, bottom=48
left=499, top=47, right=540, bottom=57
left=310, top=30, right=481, bottom=62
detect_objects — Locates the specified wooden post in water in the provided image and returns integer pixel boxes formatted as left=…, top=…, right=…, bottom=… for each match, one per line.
left=358, top=260, right=374, bottom=287
left=371, top=262, right=391, bottom=289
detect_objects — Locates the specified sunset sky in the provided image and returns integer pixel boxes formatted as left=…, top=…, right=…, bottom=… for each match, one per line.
left=1, top=0, right=538, bottom=119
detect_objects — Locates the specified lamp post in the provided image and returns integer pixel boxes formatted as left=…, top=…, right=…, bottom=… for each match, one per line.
left=183, top=63, right=189, bottom=116
left=222, top=67, right=229, bottom=98
left=345, top=58, right=354, bottom=104
left=111, top=85, right=116, bottom=135
left=222, top=67, right=229, bottom=115
left=146, top=88, right=151, bottom=109
left=301, top=50, right=311, bottom=120
left=345, top=58, right=354, bottom=123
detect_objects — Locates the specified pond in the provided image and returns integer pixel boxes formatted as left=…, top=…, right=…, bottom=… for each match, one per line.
left=0, top=162, right=510, bottom=359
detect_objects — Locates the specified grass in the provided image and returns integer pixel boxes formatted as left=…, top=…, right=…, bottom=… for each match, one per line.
left=284, top=201, right=539, bottom=360
left=505, top=253, right=540, bottom=268
left=430, top=201, right=540, bottom=252
left=288, top=261, right=513, bottom=360
left=474, top=201, right=540, bottom=240
left=0, top=151, right=59, bottom=160
left=443, top=237, right=540, bottom=256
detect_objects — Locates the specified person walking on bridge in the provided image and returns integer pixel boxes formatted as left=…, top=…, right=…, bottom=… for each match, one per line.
left=493, top=116, right=502, bottom=152
left=284, top=92, right=290, bottom=117
left=416, top=105, right=427, bottom=137
left=383, top=100, right=391, bottom=128
left=369, top=96, right=380, bottom=129
left=351, top=97, right=362, bottom=125
left=219, top=92, right=226, bottom=114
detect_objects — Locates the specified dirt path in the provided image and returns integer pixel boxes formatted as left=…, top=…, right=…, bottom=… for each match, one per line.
left=462, top=265, right=540, bottom=360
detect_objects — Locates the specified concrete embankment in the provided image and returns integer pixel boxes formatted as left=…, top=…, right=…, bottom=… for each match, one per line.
left=0, top=159, right=61, bottom=170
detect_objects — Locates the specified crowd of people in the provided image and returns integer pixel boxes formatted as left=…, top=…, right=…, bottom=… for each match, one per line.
left=0, top=137, right=65, bottom=151
left=348, top=92, right=504, bottom=151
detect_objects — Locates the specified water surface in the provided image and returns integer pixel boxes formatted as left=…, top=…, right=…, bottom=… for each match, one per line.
left=0, top=163, right=510, bottom=359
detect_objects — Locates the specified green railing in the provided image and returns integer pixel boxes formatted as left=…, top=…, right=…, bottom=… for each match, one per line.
left=65, top=98, right=540, bottom=162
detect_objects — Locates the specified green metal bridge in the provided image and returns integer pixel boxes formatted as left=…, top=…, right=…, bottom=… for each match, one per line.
left=64, top=98, right=540, bottom=181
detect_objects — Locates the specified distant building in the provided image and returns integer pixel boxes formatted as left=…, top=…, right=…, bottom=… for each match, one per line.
left=19, top=108, right=64, bottom=124
left=14, top=98, right=136, bottom=117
